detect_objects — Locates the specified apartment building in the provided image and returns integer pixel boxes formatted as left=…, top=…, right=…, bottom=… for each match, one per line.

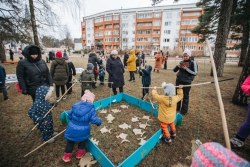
left=81, top=3, right=240, bottom=57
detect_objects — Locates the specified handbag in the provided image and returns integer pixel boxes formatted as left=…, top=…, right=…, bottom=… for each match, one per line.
left=94, top=69, right=99, bottom=75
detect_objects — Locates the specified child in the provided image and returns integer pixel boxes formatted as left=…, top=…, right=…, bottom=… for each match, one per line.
left=28, top=86, right=58, bottom=143
left=152, top=82, right=183, bottom=145
left=98, top=58, right=105, bottom=85
left=62, top=90, right=102, bottom=162
left=79, top=63, right=95, bottom=96
left=139, top=65, right=152, bottom=100
left=0, top=65, right=8, bottom=100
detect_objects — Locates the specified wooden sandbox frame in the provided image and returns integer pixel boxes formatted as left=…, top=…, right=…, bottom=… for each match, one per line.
left=60, top=93, right=183, bottom=167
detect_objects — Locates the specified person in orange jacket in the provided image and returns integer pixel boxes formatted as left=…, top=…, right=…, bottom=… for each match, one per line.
left=152, top=82, right=183, bottom=145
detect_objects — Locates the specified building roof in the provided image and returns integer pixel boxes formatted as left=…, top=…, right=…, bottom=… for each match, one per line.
left=83, top=3, right=199, bottom=20
left=74, top=38, right=82, bottom=43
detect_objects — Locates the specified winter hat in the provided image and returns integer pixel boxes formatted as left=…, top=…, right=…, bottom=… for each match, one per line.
left=191, top=142, right=250, bottom=167
left=81, top=90, right=95, bottom=103
left=87, top=63, right=94, bottom=70
left=29, top=47, right=39, bottom=55
left=55, top=51, right=62, bottom=58
left=183, top=49, right=191, bottom=57
left=89, top=52, right=97, bottom=57
left=162, top=82, right=175, bottom=96
left=111, top=50, right=118, bottom=55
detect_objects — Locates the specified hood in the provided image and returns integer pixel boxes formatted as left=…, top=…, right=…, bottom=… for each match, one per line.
left=55, top=58, right=65, bottom=65
left=130, top=49, right=135, bottom=56
left=35, top=86, right=49, bottom=100
left=71, top=101, right=94, bottom=117
left=162, top=82, right=175, bottom=96
left=89, top=52, right=97, bottom=58
left=145, top=65, right=152, bottom=73
left=22, top=45, right=41, bottom=62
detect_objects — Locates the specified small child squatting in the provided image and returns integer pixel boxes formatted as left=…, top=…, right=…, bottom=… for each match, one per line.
left=152, top=82, right=183, bottom=145
left=28, top=86, right=58, bottom=143
left=62, top=90, right=102, bottom=162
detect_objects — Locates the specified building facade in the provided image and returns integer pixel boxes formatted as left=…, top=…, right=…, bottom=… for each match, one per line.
left=81, top=3, right=240, bottom=57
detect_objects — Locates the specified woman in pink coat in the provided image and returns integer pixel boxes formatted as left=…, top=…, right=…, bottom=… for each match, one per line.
left=230, top=76, right=250, bottom=148
left=154, top=51, right=161, bottom=73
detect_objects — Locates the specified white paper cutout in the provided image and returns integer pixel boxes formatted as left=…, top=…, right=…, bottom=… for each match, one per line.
left=90, top=138, right=99, bottom=145
left=131, top=116, right=140, bottom=122
left=106, top=114, right=115, bottom=123
left=78, top=152, right=97, bottom=167
left=120, top=105, right=129, bottom=109
left=116, top=133, right=130, bottom=143
left=99, top=109, right=107, bottom=114
left=111, top=108, right=121, bottom=113
left=100, top=126, right=112, bottom=134
left=133, top=128, right=146, bottom=137
left=118, top=123, right=131, bottom=130
left=137, top=137, right=147, bottom=146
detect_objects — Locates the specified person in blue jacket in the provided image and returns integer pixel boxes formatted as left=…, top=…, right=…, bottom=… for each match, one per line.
left=0, top=65, right=8, bottom=100
left=139, top=65, right=152, bottom=100
left=62, top=89, right=102, bottom=162
left=28, top=85, right=58, bottom=143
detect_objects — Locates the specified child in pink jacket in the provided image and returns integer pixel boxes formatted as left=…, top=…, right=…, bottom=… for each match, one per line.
left=230, top=76, right=250, bottom=148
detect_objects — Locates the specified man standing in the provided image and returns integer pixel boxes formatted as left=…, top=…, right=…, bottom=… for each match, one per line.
left=141, top=51, right=145, bottom=66
left=173, top=49, right=197, bottom=115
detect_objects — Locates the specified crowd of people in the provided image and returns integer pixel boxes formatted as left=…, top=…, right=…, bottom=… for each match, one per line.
left=0, top=44, right=249, bottom=165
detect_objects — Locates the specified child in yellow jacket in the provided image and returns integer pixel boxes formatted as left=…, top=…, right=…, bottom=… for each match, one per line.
left=152, top=82, right=183, bottom=145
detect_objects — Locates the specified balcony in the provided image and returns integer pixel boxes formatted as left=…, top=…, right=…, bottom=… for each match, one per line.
left=136, top=26, right=152, bottom=30
left=152, top=34, right=161, bottom=37
left=137, top=18, right=153, bottom=22
left=95, top=35, right=104, bottom=39
left=152, top=26, right=161, bottom=30
left=113, top=20, right=120, bottom=24
left=94, top=22, right=104, bottom=26
left=104, top=20, right=113, bottom=25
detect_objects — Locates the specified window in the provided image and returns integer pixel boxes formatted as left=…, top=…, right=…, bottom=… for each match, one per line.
left=105, top=31, right=112, bottom=35
left=106, top=24, right=112, bottom=28
left=104, top=38, right=113, bottom=42
left=132, top=38, right=135, bottom=42
left=114, top=24, right=119, bottom=28
left=153, top=21, right=161, bottom=26
left=137, top=38, right=143, bottom=41
left=163, top=38, right=170, bottom=42
left=198, top=46, right=203, bottom=50
left=183, top=12, right=200, bottom=16
left=153, top=30, right=160, bottom=34
left=122, top=23, right=128, bottom=28
left=133, top=31, right=135, bottom=34
left=104, top=16, right=112, bottom=21
left=227, top=39, right=232, bottom=43
left=123, top=15, right=128, bottom=20
left=136, top=45, right=151, bottom=49
left=95, top=18, right=103, bottom=23
left=144, top=37, right=151, bottom=41
left=164, top=30, right=171, bottom=34
left=87, top=27, right=90, bottom=31
left=87, top=40, right=91, bottom=43
left=137, top=13, right=152, bottom=18
left=181, top=30, right=191, bottom=34
left=123, top=38, right=128, bottom=42
left=106, top=45, right=112, bottom=49
left=176, top=21, right=180, bottom=25
left=122, top=31, right=128, bottom=35
left=87, top=34, right=91, bottom=37
left=113, top=15, right=119, bottom=20
left=182, top=20, right=199, bottom=25
left=137, top=30, right=151, bottom=34
left=188, top=46, right=196, bottom=50
left=154, top=13, right=161, bottom=18
left=113, top=38, right=119, bottom=42
left=97, top=26, right=103, bottom=29
left=165, top=13, right=172, bottom=18
left=113, top=30, right=119, bottom=35
left=165, top=21, right=171, bottom=26
left=95, top=32, right=103, bottom=36
left=153, top=38, right=159, bottom=42
left=180, top=36, right=198, bottom=42
left=177, top=12, right=181, bottom=18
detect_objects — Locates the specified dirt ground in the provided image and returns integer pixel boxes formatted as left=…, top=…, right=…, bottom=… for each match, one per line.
left=0, top=55, right=249, bottom=167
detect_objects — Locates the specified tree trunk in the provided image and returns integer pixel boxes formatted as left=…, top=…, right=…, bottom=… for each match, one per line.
left=0, top=41, right=6, bottom=63
left=210, top=0, right=233, bottom=77
left=238, top=23, right=250, bottom=66
left=232, top=44, right=250, bottom=105
left=29, top=0, right=39, bottom=46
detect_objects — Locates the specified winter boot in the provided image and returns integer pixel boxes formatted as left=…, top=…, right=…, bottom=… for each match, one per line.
left=171, top=131, right=176, bottom=139
left=62, top=152, right=72, bottom=162
left=164, top=137, right=172, bottom=145
left=76, top=149, right=86, bottom=159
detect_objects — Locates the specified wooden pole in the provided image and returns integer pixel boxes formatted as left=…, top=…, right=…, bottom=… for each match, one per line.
left=24, top=129, right=66, bottom=157
left=205, top=39, right=231, bottom=150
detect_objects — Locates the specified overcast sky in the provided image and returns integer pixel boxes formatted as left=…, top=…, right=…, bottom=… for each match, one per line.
left=55, top=0, right=198, bottom=39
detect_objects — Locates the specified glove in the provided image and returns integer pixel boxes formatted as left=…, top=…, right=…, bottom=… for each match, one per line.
left=51, top=101, right=58, bottom=107
left=72, top=78, right=77, bottom=84
left=92, top=80, right=96, bottom=84
left=35, top=117, right=43, bottom=124
left=22, top=89, right=28, bottom=95
left=97, top=123, right=101, bottom=126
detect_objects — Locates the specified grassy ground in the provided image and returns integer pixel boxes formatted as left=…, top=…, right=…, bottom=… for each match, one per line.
left=0, top=55, right=249, bottom=167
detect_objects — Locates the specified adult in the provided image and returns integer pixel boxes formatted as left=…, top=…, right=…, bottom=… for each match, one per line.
left=50, top=51, right=69, bottom=100
left=106, top=50, right=125, bottom=95
left=48, top=51, right=54, bottom=63
left=123, top=51, right=129, bottom=69
left=230, top=76, right=250, bottom=149
left=140, top=51, right=145, bottom=67
left=63, top=50, right=68, bottom=58
left=63, top=54, right=76, bottom=95
left=16, top=45, right=53, bottom=102
left=173, top=49, right=197, bottom=115
left=127, top=49, right=136, bottom=82
left=0, top=65, right=8, bottom=100
left=154, top=51, right=161, bottom=73
left=9, top=49, right=14, bottom=61
left=88, top=52, right=100, bottom=88
left=135, top=52, right=142, bottom=73
left=164, top=51, right=169, bottom=70
left=17, top=48, right=23, bottom=60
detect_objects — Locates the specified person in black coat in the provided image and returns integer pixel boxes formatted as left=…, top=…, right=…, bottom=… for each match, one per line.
left=139, top=65, right=152, bottom=99
left=48, top=51, right=54, bottom=62
left=106, top=50, right=125, bottom=95
left=16, top=45, right=53, bottom=102
left=63, top=54, right=76, bottom=94
left=9, top=49, right=14, bottom=61
left=173, top=49, right=197, bottom=115
left=141, top=51, right=145, bottom=66
left=0, top=65, right=8, bottom=100
left=123, top=51, right=129, bottom=69
left=88, top=52, right=100, bottom=88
